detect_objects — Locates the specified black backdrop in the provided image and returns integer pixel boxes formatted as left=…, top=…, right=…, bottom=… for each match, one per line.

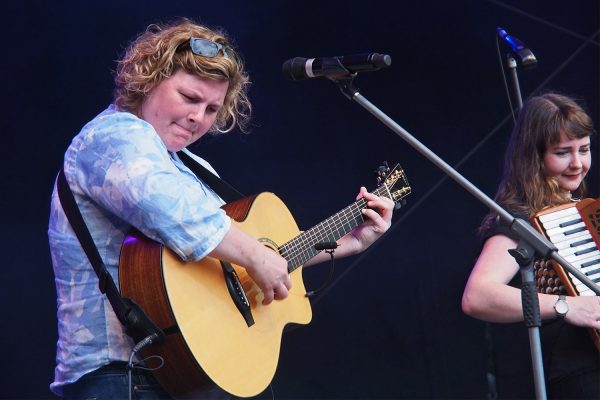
left=3, top=0, right=599, bottom=399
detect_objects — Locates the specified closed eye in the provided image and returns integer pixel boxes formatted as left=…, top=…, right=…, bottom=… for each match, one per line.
left=579, top=146, right=590, bottom=154
left=180, top=91, right=200, bottom=103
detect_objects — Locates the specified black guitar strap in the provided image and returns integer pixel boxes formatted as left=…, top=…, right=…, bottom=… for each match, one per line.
left=56, top=169, right=164, bottom=344
left=177, top=151, right=244, bottom=203
left=55, top=153, right=242, bottom=343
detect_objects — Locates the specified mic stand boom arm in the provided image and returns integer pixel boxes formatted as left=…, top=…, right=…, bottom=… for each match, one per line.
left=330, top=75, right=600, bottom=400
left=331, top=76, right=600, bottom=296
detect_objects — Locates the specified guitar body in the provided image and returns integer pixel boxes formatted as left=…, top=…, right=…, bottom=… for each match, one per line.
left=119, top=192, right=312, bottom=398
left=119, top=162, right=411, bottom=398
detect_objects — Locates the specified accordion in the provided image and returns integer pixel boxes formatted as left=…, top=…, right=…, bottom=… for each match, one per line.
left=531, top=198, right=600, bottom=351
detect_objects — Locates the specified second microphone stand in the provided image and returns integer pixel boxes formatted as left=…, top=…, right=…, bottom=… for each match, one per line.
left=329, top=74, right=600, bottom=400
left=506, top=54, right=524, bottom=111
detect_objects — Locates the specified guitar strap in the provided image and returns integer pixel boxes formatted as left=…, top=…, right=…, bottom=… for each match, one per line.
left=55, top=152, right=243, bottom=343
left=56, top=169, right=164, bottom=344
left=177, top=151, right=245, bottom=202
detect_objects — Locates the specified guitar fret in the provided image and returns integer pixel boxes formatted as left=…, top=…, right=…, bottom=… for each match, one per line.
left=281, top=193, right=384, bottom=271
left=277, top=175, right=405, bottom=273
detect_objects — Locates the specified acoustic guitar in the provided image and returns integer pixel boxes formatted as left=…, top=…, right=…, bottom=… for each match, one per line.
left=119, top=162, right=411, bottom=398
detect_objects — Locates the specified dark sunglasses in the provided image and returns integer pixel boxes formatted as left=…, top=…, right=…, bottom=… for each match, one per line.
left=188, top=37, right=229, bottom=58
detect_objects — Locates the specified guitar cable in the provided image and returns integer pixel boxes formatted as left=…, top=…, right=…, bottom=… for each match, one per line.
left=306, top=242, right=338, bottom=298
left=268, top=383, right=276, bottom=400
left=127, top=333, right=165, bottom=400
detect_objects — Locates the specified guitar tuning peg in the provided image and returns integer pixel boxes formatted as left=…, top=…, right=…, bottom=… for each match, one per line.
left=374, top=161, right=390, bottom=176
left=394, top=199, right=407, bottom=211
left=374, top=168, right=386, bottom=186
left=374, top=163, right=388, bottom=183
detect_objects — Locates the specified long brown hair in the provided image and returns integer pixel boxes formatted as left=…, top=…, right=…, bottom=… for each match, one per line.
left=480, top=92, right=594, bottom=234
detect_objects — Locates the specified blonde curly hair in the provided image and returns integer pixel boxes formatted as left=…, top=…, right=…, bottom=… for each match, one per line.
left=114, top=18, right=251, bottom=133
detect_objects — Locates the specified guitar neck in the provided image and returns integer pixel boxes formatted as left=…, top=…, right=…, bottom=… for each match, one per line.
left=279, top=185, right=391, bottom=272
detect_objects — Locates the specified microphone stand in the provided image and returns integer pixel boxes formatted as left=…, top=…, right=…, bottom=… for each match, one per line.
left=329, top=75, right=600, bottom=400
left=506, top=55, right=524, bottom=111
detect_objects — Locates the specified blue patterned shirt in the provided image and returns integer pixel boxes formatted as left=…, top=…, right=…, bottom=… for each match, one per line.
left=48, top=105, right=231, bottom=394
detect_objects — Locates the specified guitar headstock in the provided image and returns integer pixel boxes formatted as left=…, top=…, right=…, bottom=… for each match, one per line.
left=375, top=162, right=411, bottom=207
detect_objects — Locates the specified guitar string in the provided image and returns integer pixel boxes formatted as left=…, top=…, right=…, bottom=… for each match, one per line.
left=280, top=184, right=390, bottom=259
left=281, top=196, right=369, bottom=257
left=279, top=185, right=393, bottom=270
left=280, top=199, right=367, bottom=266
left=279, top=183, right=393, bottom=261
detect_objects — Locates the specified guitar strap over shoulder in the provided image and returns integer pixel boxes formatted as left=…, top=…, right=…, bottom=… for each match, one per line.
left=56, top=169, right=164, bottom=345
left=177, top=151, right=244, bottom=203
left=55, top=153, right=242, bottom=344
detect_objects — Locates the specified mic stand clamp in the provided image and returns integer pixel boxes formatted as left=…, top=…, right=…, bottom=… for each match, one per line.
left=329, top=75, right=359, bottom=101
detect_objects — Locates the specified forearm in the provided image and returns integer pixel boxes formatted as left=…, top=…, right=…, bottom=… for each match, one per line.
left=304, top=187, right=394, bottom=267
left=303, top=233, right=362, bottom=267
left=208, top=224, right=265, bottom=268
left=462, top=281, right=559, bottom=323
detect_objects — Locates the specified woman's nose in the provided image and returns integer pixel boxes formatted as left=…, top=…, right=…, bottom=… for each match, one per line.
left=188, top=106, right=205, bottom=123
left=569, top=153, right=583, bottom=169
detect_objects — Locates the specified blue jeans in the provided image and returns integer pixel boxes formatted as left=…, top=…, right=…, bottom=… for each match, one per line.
left=61, top=362, right=230, bottom=400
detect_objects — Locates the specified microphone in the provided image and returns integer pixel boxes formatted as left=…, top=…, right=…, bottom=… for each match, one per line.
left=497, top=27, right=537, bottom=69
left=283, top=53, right=391, bottom=81
left=314, top=242, right=339, bottom=251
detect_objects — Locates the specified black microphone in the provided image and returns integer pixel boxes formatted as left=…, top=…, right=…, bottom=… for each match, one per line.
left=314, top=242, right=339, bottom=251
left=497, top=27, right=537, bottom=69
left=282, top=53, right=391, bottom=81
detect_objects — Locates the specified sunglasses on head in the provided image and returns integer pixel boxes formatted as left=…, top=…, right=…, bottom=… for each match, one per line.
left=188, top=37, right=228, bottom=58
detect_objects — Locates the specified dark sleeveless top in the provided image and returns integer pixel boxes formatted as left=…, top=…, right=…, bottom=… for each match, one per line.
left=481, top=214, right=599, bottom=383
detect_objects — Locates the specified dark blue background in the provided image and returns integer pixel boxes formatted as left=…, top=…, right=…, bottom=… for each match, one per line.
left=3, top=0, right=598, bottom=398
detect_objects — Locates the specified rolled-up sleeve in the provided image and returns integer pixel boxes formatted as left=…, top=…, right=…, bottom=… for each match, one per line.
left=65, top=109, right=231, bottom=261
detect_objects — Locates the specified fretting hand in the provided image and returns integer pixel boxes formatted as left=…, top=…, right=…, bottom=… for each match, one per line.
left=349, top=186, right=395, bottom=252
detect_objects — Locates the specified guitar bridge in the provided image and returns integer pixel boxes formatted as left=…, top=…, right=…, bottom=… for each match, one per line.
left=220, top=261, right=255, bottom=327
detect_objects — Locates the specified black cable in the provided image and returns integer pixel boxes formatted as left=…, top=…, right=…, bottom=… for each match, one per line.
left=269, top=383, right=275, bottom=400
left=485, top=322, right=498, bottom=400
left=495, top=34, right=518, bottom=124
left=485, top=0, right=600, bottom=47
left=127, top=333, right=164, bottom=400
left=306, top=248, right=336, bottom=298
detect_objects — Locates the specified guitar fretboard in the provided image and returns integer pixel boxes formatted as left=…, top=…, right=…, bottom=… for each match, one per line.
left=278, top=185, right=390, bottom=272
